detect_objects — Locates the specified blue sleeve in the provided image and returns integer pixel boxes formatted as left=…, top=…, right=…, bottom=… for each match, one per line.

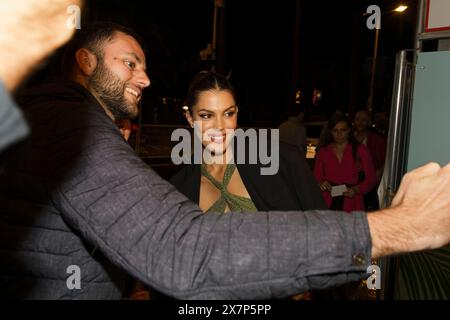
left=0, top=81, right=29, bottom=151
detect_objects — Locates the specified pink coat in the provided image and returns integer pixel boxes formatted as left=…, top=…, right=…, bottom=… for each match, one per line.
left=314, top=143, right=377, bottom=212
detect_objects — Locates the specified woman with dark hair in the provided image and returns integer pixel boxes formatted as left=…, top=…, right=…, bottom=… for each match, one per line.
left=171, top=70, right=326, bottom=215
left=313, top=113, right=376, bottom=212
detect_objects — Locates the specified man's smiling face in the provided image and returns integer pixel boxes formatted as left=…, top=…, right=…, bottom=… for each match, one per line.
left=88, top=31, right=150, bottom=119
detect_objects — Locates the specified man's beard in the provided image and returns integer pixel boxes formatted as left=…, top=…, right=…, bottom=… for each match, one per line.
left=88, top=60, right=138, bottom=120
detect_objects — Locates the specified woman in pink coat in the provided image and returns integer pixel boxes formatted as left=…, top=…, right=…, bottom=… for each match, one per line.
left=314, top=114, right=376, bottom=212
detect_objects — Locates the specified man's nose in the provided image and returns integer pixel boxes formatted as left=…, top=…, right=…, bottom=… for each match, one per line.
left=136, top=70, right=151, bottom=88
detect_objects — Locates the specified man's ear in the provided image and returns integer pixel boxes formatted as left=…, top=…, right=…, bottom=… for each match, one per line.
left=185, top=110, right=194, bottom=128
left=75, top=48, right=98, bottom=76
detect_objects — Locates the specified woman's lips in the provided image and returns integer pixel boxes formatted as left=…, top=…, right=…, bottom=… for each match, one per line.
left=209, top=135, right=225, bottom=143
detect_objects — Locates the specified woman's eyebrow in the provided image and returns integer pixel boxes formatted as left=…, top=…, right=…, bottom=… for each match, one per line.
left=196, top=106, right=236, bottom=112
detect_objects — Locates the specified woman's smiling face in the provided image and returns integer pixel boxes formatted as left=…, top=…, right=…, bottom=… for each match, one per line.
left=186, top=89, right=238, bottom=156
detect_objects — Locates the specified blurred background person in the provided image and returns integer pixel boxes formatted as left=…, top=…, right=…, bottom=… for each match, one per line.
left=314, top=113, right=376, bottom=212
left=279, top=89, right=307, bottom=156
left=353, top=109, right=387, bottom=210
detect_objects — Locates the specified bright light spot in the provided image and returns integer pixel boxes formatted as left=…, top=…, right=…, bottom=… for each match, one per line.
left=394, top=5, right=408, bottom=12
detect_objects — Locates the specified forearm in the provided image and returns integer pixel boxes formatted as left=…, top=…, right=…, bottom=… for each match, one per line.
left=58, top=183, right=372, bottom=299
left=368, top=206, right=428, bottom=259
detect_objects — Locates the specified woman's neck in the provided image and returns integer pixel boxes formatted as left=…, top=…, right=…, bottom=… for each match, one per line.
left=332, top=141, right=348, bottom=148
left=203, top=150, right=233, bottom=178
left=332, top=141, right=348, bottom=156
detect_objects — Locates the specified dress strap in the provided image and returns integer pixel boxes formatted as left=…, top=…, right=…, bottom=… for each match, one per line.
left=201, top=163, right=236, bottom=191
left=200, top=164, right=257, bottom=213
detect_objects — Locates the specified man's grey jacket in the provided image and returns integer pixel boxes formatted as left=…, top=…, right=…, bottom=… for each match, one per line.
left=0, top=80, right=371, bottom=299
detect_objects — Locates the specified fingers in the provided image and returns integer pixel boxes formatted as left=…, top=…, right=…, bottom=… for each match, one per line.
left=343, top=189, right=355, bottom=198
left=320, top=181, right=331, bottom=192
left=408, top=162, right=440, bottom=179
left=439, top=162, right=450, bottom=176
left=392, top=162, right=441, bottom=206
left=382, top=162, right=450, bottom=254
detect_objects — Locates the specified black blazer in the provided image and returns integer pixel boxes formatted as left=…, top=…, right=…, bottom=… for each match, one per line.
left=171, top=141, right=327, bottom=211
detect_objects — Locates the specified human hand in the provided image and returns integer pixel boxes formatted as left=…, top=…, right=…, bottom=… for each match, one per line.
left=368, top=163, right=450, bottom=258
left=343, top=186, right=359, bottom=198
left=0, top=0, right=83, bottom=91
left=319, top=181, right=332, bottom=192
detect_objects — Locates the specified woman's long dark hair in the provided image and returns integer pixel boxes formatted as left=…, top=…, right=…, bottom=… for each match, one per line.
left=186, top=70, right=236, bottom=110
left=322, top=113, right=360, bottom=163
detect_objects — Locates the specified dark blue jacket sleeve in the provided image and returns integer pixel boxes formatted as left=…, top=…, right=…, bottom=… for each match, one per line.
left=0, top=81, right=29, bottom=152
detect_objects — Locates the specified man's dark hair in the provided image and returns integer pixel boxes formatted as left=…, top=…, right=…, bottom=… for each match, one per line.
left=61, top=21, right=146, bottom=78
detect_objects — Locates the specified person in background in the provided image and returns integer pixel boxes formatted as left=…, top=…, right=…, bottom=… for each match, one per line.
left=314, top=113, right=377, bottom=212
left=317, top=109, right=344, bottom=152
left=279, top=89, right=307, bottom=156
left=353, top=109, right=387, bottom=210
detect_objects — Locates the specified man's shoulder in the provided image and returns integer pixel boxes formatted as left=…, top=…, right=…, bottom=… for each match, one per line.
left=18, top=80, right=107, bottom=121
left=17, top=79, right=95, bottom=109
left=357, top=143, right=372, bottom=156
left=369, top=131, right=386, bottom=143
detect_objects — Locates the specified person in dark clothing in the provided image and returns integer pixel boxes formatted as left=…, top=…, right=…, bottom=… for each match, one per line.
left=171, top=71, right=326, bottom=213
left=279, top=106, right=307, bottom=157
left=353, top=110, right=387, bottom=210
left=1, top=22, right=450, bottom=300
